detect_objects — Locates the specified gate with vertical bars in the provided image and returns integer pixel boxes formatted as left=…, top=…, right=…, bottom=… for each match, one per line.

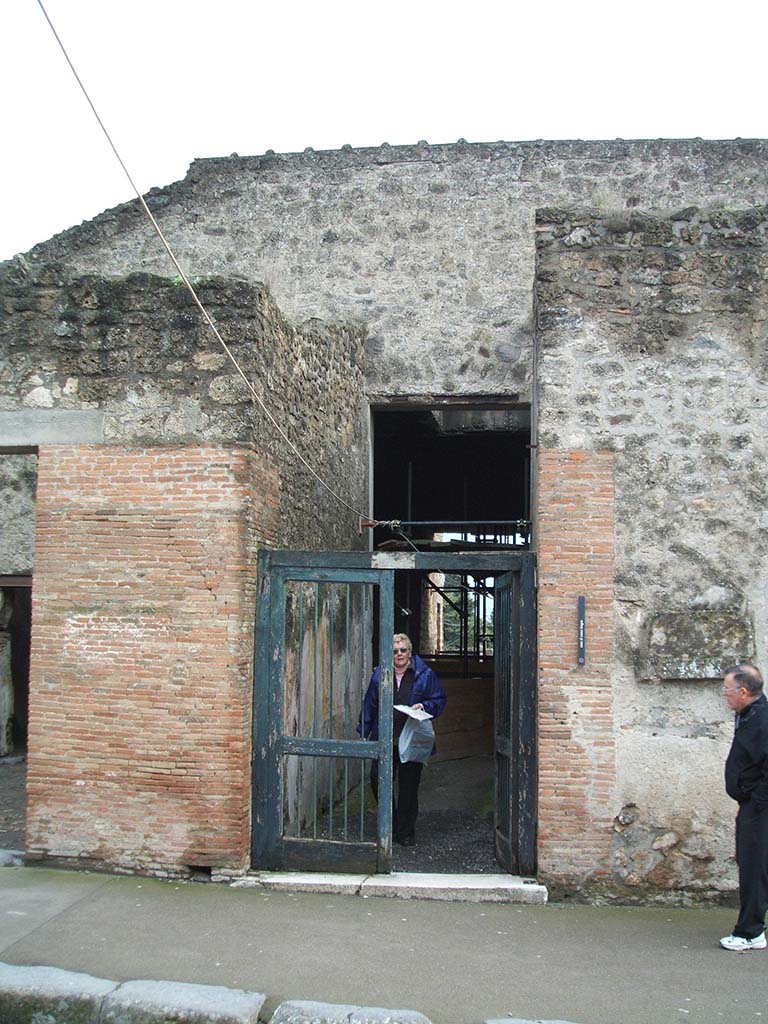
left=251, top=550, right=536, bottom=874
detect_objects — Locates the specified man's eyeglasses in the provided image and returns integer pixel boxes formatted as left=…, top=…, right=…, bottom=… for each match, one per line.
left=393, top=647, right=409, bottom=654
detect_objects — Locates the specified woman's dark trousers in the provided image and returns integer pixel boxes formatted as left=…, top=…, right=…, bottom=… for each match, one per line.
left=370, top=753, right=424, bottom=843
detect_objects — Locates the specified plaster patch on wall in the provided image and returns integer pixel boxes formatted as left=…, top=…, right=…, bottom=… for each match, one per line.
left=640, top=609, right=754, bottom=681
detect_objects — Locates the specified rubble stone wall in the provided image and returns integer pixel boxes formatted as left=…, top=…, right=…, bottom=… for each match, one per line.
left=22, top=139, right=768, bottom=400
left=0, top=263, right=369, bottom=557
left=0, top=456, right=36, bottom=575
left=535, top=206, right=768, bottom=891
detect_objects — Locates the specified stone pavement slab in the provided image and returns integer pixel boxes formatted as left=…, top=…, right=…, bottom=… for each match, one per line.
left=488, top=1020, right=579, bottom=1024
left=244, top=873, right=364, bottom=896
left=0, top=867, right=111, bottom=951
left=359, top=872, right=547, bottom=903
left=238, top=871, right=548, bottom=903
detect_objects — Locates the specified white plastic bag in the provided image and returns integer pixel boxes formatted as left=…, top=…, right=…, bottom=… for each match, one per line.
left=398, top=717, right=435, bottom=764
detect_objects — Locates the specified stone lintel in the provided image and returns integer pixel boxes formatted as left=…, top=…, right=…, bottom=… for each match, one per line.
left=0, top=410, right=105, bottom=446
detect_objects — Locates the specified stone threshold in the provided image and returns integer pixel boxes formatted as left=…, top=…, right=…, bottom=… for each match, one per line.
left=233, top=871, right=548, bottom=903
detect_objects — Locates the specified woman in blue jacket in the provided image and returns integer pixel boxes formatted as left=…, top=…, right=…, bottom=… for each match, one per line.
left=361, top=633, right=446, bottom=846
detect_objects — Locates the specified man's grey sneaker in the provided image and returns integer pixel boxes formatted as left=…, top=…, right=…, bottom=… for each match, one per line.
left=720, top=932, right=767, bottom=951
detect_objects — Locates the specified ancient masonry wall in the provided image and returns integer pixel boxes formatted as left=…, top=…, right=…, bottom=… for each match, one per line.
left=0, top=264, right=369, bottom=554
left=0, top=266, right=368, bottom=873
left=535, top=206, right=768, bottom=890
left=0, top=455, right=36, bottom=575
left=23, top=139, right=768, bottom=401
left=27, top=445, right=276, bottom=873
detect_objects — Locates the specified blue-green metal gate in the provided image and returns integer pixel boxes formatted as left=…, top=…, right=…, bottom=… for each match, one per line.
left=252, top=549, right=536, bottom=875
left=493, top=562, right=537, bottom=875
left=252, top=551, right=395, bottom=872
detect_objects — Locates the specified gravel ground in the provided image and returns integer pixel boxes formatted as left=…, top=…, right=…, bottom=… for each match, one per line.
left=392, top=754, right=500, bottom=873
left=393, top=807, right=498, bottom=872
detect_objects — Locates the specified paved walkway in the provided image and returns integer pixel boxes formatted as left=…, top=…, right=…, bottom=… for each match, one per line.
left=2, top=865, right=766, bottom=1024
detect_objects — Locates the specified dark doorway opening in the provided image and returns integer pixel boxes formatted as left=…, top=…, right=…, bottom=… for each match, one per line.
left=0, top=579, right=31, bottom=852
left=372, top=406, right=533, bottom=874
left=1, top=580, right=30, bottom=755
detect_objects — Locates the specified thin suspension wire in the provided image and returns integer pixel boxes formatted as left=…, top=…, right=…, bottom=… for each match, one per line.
left=35, top=0, right=372, bottom=523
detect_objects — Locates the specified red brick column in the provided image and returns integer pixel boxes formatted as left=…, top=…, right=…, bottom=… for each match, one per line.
left=536, top=449, right=616, bottom=882
left=27, top=444, right=278, bottom=875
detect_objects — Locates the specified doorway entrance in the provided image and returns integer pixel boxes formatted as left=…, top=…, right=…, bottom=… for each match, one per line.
left=372, top=404, right=533, bottom=874
left=250, top=403, right=536, bottom=875
left=251, top=549, right=536, bottom=875
left=0, top=578, right=31, bottom=757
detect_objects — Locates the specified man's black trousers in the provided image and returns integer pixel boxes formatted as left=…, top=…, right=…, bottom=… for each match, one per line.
left=734, top=802, right=768, bottom=938
left=370, top=752, right=424, bottom=843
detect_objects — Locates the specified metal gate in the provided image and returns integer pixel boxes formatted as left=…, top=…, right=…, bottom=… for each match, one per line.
left=252, top=550, right=536, bottom=874
left=252, top=551, right=395, bottom=872
left=493, top=561, right=537, bottom=875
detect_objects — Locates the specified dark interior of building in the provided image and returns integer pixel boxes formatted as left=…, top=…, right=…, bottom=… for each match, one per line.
left=372, top=406, right=531, bottom=871
left=372, top=405, right=531, bottom=647
left=373, top=406, right=530, bottom=542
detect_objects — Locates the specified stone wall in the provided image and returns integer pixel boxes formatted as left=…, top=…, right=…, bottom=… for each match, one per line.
left=0, top=456, right=36, bottom=575
left=0, top=262, right=369, bottom=874
left=0, top=262, right=370, bottom=556
left=22, top=140, right=768, bottom=401
left=534, top=206, right=768, bottom=891
left=6, top=140, right=768, bottom=886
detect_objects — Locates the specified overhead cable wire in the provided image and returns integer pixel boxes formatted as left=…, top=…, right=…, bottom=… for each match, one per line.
left=35, top=0, right=374, bottom=524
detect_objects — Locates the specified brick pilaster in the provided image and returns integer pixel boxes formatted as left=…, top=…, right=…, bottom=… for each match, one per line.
left=27, top=444, right=278, bottom=875
left=536, top=449, right=616, bottom=881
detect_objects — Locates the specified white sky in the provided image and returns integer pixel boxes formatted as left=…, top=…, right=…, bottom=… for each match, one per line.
left=2, top=0, right=767, bottom=261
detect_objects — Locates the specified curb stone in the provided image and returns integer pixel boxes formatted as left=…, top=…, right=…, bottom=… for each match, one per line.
left=0, top=965, right=265, bottom=1024
left=271, top=1000, right=433, bottom=1024
left=486, top=1018, right=583, bottom=1024
left=0, top=966, right=431, bottom=1024
left=100, top=979, right=265, bottom=1024
left=0, top=963, right=118, bottom=1024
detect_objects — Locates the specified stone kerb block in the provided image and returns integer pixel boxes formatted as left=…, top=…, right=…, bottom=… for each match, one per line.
left=487, top=1019, right=582, bottom=1024
left=100, top=979, right=266, bottom=1024
left=0, top=962, right=117, bottom=1024
left=270, top=1001, right=433, bottom=1024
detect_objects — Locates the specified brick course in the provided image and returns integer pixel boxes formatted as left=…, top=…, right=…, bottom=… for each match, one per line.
left=27, top=443, right=278, bottom=874
left=536, top=449, right=616, bottom=881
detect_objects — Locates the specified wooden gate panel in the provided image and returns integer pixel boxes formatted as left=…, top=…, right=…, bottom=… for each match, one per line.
left=253, top=553, right=394, bottom=872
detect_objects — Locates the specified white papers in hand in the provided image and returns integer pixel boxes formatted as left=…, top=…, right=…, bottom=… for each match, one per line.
left=394, top=704, right=433, bottom=721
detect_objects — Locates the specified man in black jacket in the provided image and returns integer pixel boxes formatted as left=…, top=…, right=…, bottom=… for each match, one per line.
left=721, top=664, right=768, bottom=951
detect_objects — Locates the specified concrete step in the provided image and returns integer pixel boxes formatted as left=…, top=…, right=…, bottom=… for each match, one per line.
left=235, top=871, right=547, bottom=904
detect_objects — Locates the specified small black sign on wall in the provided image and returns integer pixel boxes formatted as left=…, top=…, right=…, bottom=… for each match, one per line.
left=577, top=596, right=586, bottom=665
